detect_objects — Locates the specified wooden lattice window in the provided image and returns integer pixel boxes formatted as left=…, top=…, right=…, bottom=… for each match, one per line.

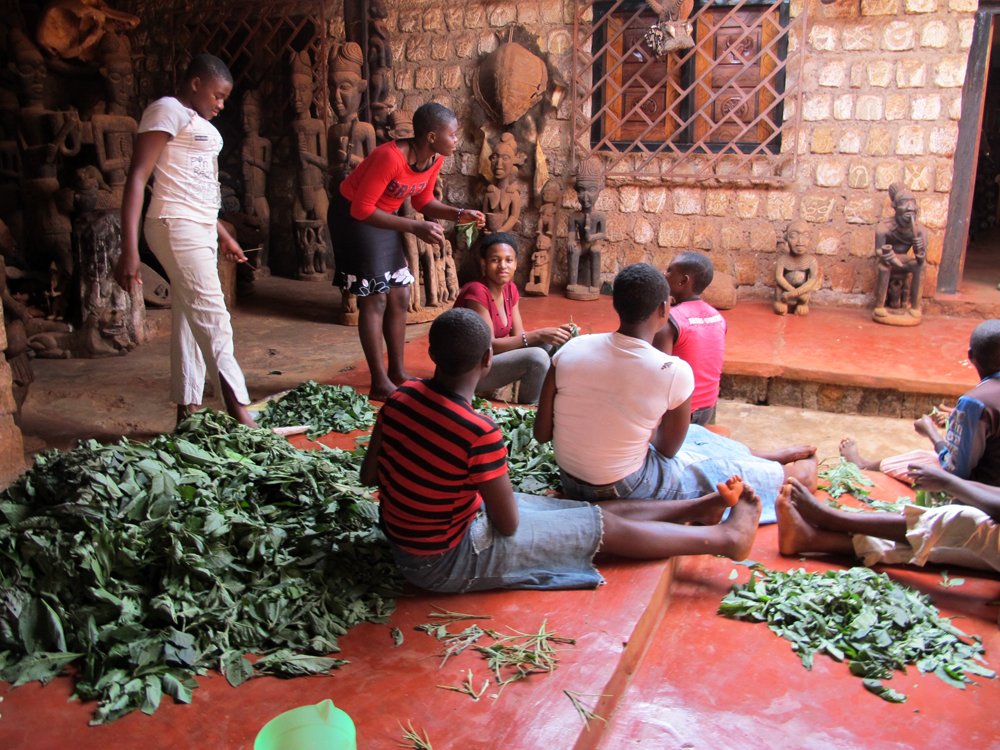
left=574, top=0, right=806, bottom=184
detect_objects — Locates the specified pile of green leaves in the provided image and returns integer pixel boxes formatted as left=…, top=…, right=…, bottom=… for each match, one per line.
left=0, top=410, right=400, bottom=723
left=475, top=400, right=560, bottom=494
left=718, top=565, right=994, bottom=702
left=256, top=381, right=376, bottom=438
left=818, top=458, right=874, bottom=499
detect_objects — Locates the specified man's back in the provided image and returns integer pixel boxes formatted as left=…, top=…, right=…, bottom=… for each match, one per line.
left=551, top=332, right=693, bottom=486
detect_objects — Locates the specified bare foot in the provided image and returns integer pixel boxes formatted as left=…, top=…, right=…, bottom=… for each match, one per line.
left=759, top=445, right=817, bottom=464
left=688, top=491, right=733, bottom=525
left=389, top=371, right=415, bottom=386
left=838, top=437, right=879, bottom=470
left=718, top=485, right=761, bottom=560
left=913, top=415, right=938, bottom=441
left=368, top=377, right=398, bottom=402
left=776, top=482, right=818, bottom=556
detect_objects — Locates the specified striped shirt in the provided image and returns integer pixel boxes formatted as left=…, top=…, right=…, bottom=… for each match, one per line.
left=376, top=379, right=508, bottom=555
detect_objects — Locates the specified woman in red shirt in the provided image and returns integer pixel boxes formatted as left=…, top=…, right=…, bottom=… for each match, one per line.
left=330, top=103, right=484, bottom=400
left=454, top=232, right=574, bottom=403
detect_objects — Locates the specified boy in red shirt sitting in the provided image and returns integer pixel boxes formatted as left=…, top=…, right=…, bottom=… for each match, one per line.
left=654, top=252, right=726, bottom=426
left=360, top=308, right=762, bottom=593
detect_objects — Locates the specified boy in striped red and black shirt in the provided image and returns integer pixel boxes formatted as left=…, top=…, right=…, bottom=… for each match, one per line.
left=361, top=308, right=762, bottom=594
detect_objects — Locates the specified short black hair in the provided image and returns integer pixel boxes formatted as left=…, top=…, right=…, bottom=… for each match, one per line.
left=479, top=231, right=518, bottom=259
left=612, top=263, right=669, bottom=324
left=413, top=102, right=456, bottom=139
left=182, top=54, right=233, bottom=85
left=670, top=251, right=715, bottom=294
left=969, top=320, right=1000, bottom=376
left=429, top=308, right=491, bottom=375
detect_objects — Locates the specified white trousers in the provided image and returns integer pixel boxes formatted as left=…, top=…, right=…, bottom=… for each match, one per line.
left=144, top=216, right=250, bottom=407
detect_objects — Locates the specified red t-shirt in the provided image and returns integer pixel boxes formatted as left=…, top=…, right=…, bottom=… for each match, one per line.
left=339, top=140, right=443, bottom=221
left=376, top=379, right=509, bottom=555
left=669, top=299, right=726, bottom=411
left=454, top=280, right=519, bottom=338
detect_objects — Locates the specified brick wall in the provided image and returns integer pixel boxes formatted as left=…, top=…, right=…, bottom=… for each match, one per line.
left=385, top=0, right=976, bottom=303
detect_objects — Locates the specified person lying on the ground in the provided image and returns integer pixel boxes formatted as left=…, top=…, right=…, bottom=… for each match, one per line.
left=453, top=232, right=573, bottom=404
left=839, top=320, right=1000, bottom=487
left=359, top=307, right=762, bottom=593
left=532, top=263, right=817, bottom=525
left=776, top=468, right=999, bottom=574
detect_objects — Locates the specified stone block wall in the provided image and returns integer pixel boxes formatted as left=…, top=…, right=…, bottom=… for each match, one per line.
left=385, top=0, right=976, bottom=302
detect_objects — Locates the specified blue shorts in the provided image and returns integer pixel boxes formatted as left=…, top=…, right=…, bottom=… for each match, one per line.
left=388, top=494, right=605, bottom=593
left=559, top=424, right=785, bottom=524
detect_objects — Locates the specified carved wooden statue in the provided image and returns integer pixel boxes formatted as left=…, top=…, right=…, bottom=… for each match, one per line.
left=566, top=157, right=606, bottom=301
left=10, top=28, right=81, bottom=318
left=644, top=0, right=695, bottom=56
left=401, top=197, right=438, bottom=313
left=873, top=182, right=926, bottom=326
left=240, top=89, right=271, bottom=267
left=90, top=31, right=136, bottom=200
left=327, top=42, right=376, bottom=187
left=773, top=219, right=821, bottom=316
left=525, top=178, right=560, bottom=297
left=482, top=132, right=524, bottom=234
left=367, top=0, right=394, bottom=139
left=434, top=236, right=459, bottom=305
left=36, top=0, right=139, bottom=63
left=290, top=49, right=330, bottom=279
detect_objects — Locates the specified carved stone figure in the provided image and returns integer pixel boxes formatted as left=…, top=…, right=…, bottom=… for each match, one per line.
left=367, top=0, right=394, bottom=138
left=386, top=108, right=413, bottom=140
left=327, top=43, right=376, bottom=187
left=90, top=31, right=136, bottom=199
left=773, top=220, right=821, bottom=316
left=240, top=89, right=271, bottom=267
left=296, top=219, right=327, bottom=278
left=525, top=178, right=560, bottom=297
left=290, top=49, right=330, bottom=278
left=873, top=182, right=926, bottom=326
left=473, top=40, right=548, bottom=126
left=566, top=157, right=606, bottom=301
left=482, top=132, right=525, bottom=236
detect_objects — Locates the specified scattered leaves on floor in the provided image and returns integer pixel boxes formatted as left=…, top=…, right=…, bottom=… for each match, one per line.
left=717, top=564, right=994, bottom=702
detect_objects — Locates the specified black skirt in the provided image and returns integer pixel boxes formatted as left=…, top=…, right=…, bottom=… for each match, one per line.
left=329, top=191, right=412, bottom=295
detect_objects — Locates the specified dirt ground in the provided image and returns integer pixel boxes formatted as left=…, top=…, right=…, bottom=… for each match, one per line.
left=15, top=275, right=929, bottom=469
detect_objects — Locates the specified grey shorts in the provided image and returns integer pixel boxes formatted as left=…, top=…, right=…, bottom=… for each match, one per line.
left=388, top=493, right=605, bottom=592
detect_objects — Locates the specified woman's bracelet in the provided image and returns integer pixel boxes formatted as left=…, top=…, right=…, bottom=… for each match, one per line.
left=521, top=332, right=529, bottom=348
left=455, top=207, right=464, bottom=222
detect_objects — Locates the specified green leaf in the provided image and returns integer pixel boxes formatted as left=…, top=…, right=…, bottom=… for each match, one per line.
left=862, top=679, right=907, bottom=703
left=221, top=651, right=254, bottom=688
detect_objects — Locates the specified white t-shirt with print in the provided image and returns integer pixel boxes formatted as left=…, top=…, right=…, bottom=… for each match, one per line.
left=139, top=96, right=222, bottom=224
left=551, top=332, right=695, bottom=485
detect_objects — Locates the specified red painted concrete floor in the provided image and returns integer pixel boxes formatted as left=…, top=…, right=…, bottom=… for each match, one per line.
left=3, top=294, right=996, bottom=749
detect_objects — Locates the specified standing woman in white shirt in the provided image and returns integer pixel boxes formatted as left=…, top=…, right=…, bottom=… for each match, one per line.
left=114, top=54, right=256, bottom=427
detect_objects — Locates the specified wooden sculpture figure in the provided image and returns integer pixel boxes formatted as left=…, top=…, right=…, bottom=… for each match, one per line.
left=773, top=219, right=821, bottom=316
left=10, top=28, right=81, bottom=317
left=240, top=89, right=271, bottom=266
left=290, top=49, right=330, bottom=278
left=566, top=157, right=606, bottom=301
left=525, top=178, right=560, bottom=296
left=327, top=42, right=375, bottom=187
left=367, top=0, right=394, bottom=137
left=90, top=31, right=136, bottom=200
left=873, top=182, right=926, bottom=326
left=482, top=132, right=524, bottom=234
left=644, top=0, right=695, bottom=56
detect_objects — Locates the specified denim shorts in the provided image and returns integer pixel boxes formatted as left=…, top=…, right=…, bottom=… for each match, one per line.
left=388, top=493, right=605, bottom=593
left=559, top=424, right=785, bottom=524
